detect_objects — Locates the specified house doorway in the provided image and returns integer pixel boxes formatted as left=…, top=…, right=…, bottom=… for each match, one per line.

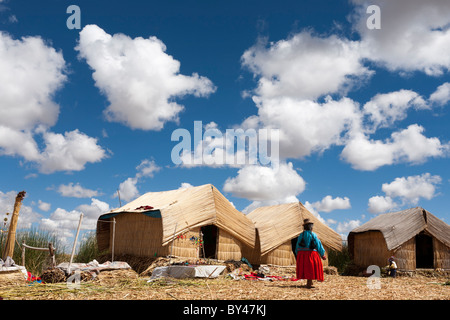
left=200, top=225, right=218, bottom=259
left=415, top=233, right=434, bottom=268
left=291, top=236, right=300, bottom=256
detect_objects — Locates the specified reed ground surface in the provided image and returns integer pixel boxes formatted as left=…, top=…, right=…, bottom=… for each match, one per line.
left=1, top=267, right=448, bottom=301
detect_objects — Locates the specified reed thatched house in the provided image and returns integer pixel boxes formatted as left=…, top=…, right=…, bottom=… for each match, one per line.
left=241, top=202, right=343, bottom=267
left=97, top=184, right=256, bottom=261
left=348, top=207, right=450, bottom=271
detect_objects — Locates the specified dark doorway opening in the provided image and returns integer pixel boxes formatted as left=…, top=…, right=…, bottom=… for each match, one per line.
left=200, top=225, right=218, bottom=259
left=416, top=233, right=434, bottom=269
left=291, top=236, right=300, bottom=256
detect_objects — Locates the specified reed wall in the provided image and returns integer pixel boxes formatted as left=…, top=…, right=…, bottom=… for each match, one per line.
left=169, top=227, right=201, bottom=258
left=353, top=231, right=450, bottom=270
left=392, top=237, right=415, bottom=271
left=99, top=212, right=250, bottom=261
left=96, top=217, right=111, bottom=253
left=352, top=231, right=390, bottom=268
left=111, top=213, right=166, bottom=257
left=261, top=243, right=330, bottom=267
left=241, top=231, right=262, bottom=266
left=216, top=229, right=243, bottom=261
left=434, top=238, right=450, bottom=269
left=261, top=241, right=296, bottom=266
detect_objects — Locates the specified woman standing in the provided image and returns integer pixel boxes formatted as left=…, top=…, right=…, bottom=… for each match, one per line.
left=295, top=219, right=327, bottom=289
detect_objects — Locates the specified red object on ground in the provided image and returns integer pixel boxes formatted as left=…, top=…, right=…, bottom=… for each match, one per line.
left=27, top=271, right=42, bottom=283
left=244, top=272, right=299, bottom=281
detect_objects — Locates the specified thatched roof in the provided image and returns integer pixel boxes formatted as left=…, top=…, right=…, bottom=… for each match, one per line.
left=247, top=202, right=343, bottom=256
left=101, top=184, right=256, bottom=248
left=349, top=207, right=450, bottom=250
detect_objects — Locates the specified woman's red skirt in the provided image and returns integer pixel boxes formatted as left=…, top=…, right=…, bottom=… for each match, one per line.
left=296, top=250, right=324, bottom=281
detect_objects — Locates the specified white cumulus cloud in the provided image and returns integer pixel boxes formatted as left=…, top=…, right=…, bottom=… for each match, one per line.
left=0, top=32, right=65, bottom=132
left=238, top=2, right=450, bottom=172
left=76, top=24, right=216, bottom=131
left=368, top=173, right=442, bottom=214
left=38, top=129, right=107, bottom=174
left=381, top=173, right=442, bottom=204
left=429, top=82, right=450, bottom=106
left=223, top=162, right=306, bottom=213
left=37, top=200, right=51, bottom=212
left=241, top=31, right=372, bottom=100
left=351, top=0, right=450, bottom=75
left=308, top=195, right=351, bottom=213
left=39, top=198, right=110, bottom=245
left=223, top=162, right=305, bottom=201
left=341, top=124, right=448, bottom=171
left=116, top=177, right=139, bottom=203
left=249, top=96, right=361, bottom=159
left=367, top=196, right=399, bottom=214
left=57, top=183, right=100, bottom=198
left=362, top=90, right=428, bottom=131
left=135, top=159, right=161, bottom=178
left=114, top=159, right=161, bottom=203
left=336, top=219, right=361, bottom=238
left=179, top=182, right=194, bottom=189
left=0, top=32, right=107, bottom=174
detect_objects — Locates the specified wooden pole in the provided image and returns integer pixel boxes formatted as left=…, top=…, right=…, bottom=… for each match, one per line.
left=22, top=243, right=57, bottom=251
left=111, top=218, right=116, bottom=262
left=168, top=222, right=178, bottom=266
left=22, top=240, right=26, bottom=267
left=48, top=242, right=55, bottom=268
left=68, top=213, right=83, bottom=274
left=170, top=222, right=178, bottom=257
left=21, top=242, right=57, bottom=269
left=201, top=231, right=206, bottom=260
left=117, top=190, right=122, bottom=207
left=2, top=191, right=26, bottom=261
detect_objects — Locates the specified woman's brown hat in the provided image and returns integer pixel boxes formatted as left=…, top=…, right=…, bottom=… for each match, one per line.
left=303, top=219, right=314, bottom=226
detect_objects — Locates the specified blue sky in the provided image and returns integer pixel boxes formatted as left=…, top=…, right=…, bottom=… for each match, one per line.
left=0, top=0, right=449, bottom=248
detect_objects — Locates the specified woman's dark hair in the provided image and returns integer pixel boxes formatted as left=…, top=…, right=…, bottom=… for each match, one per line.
left=304, top=223, right=313, bottom=231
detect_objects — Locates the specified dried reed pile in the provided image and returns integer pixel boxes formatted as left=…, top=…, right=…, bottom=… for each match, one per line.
left=0, top=270, right=26, bottom=287
left=2, top=270, right=449, bottom=300
left=40, top=268, right=66, bottom=283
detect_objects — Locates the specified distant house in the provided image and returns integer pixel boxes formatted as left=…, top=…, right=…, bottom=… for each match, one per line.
left=241, top=202, right=343, bottom=267
left=96, top=184, right=256, bottom=261
left=348, top=207, right=450, bottom=271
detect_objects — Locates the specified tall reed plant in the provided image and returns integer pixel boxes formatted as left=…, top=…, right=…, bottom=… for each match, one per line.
left=74, top=231, right=99, bottom=263
left=328, top=243, right=351, bottom=274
